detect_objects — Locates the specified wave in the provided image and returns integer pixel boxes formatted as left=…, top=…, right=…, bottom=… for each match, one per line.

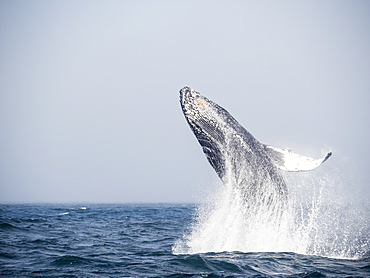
left=51, top=255, right=89, bottom=266
left=166, top=251, right=370, bottom=277
left=0, top=222, right=23, bottom=231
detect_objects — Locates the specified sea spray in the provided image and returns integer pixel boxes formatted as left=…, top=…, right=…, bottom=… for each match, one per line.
left=286, top=170, right=370, bottom=259
left=173, top=181, right=297, bottom=254
left=173, top=168, right=370, bottom=259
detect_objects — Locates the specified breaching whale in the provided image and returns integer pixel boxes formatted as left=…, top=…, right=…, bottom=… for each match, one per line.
left=179, top=86, right=332, bottom=210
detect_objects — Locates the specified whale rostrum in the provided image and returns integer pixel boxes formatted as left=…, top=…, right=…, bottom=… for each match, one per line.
left=179, top=86, right=332, bottom=208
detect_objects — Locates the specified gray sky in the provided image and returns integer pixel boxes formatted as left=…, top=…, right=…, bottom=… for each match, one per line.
left=0, top=0, right=369, bottom=203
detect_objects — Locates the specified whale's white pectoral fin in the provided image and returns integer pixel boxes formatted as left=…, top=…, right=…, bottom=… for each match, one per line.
left=264, top=145, right=332, bottom=172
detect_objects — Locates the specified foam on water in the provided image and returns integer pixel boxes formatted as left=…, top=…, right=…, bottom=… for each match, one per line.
left=173, top=166, right=369, bottom=259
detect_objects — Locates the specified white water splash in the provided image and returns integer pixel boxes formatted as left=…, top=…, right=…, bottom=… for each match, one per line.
left=173, top=168, right=370, bottom=259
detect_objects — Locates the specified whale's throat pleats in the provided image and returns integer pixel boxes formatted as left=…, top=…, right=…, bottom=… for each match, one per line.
left=190, top=120, right=226, bottom=179
left=200, top=138, right=225, bottom=179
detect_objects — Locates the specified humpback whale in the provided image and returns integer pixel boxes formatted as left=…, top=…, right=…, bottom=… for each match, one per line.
left=180, top=86, right=332, bottom=210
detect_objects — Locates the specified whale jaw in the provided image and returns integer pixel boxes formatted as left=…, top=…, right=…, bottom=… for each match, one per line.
left=180, top=86, right=227, bottom=179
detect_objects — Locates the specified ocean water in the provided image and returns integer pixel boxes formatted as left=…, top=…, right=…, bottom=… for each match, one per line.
left=1, top=203, right=369, bottom=277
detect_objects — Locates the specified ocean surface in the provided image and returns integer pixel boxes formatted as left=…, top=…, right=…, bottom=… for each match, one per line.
left=1, top=203, right=369, bottom=277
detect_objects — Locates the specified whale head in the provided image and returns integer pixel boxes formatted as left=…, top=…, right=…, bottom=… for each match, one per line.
left=180, top=86, right=232, bottom=178
left=179, top=86, right=227, bottom=141
left=180, top=86, right=210, bottom=116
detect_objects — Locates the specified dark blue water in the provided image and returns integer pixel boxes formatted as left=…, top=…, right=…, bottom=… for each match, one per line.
left=0, top=204, right=369, bottom=277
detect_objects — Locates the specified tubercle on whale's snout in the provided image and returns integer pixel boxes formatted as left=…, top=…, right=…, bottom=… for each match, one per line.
left=179, top=86, right=206, bottom=105
left=179, top=86, right=194, bottom=104
left=179, top=86, right=195, bottom=109
left=179, top=86, right=190, bottom=105
left=180, top=86, right=192, bottom=94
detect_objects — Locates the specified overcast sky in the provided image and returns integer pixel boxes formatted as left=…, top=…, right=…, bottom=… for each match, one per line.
left=0, top=0, right=369, bottom=203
